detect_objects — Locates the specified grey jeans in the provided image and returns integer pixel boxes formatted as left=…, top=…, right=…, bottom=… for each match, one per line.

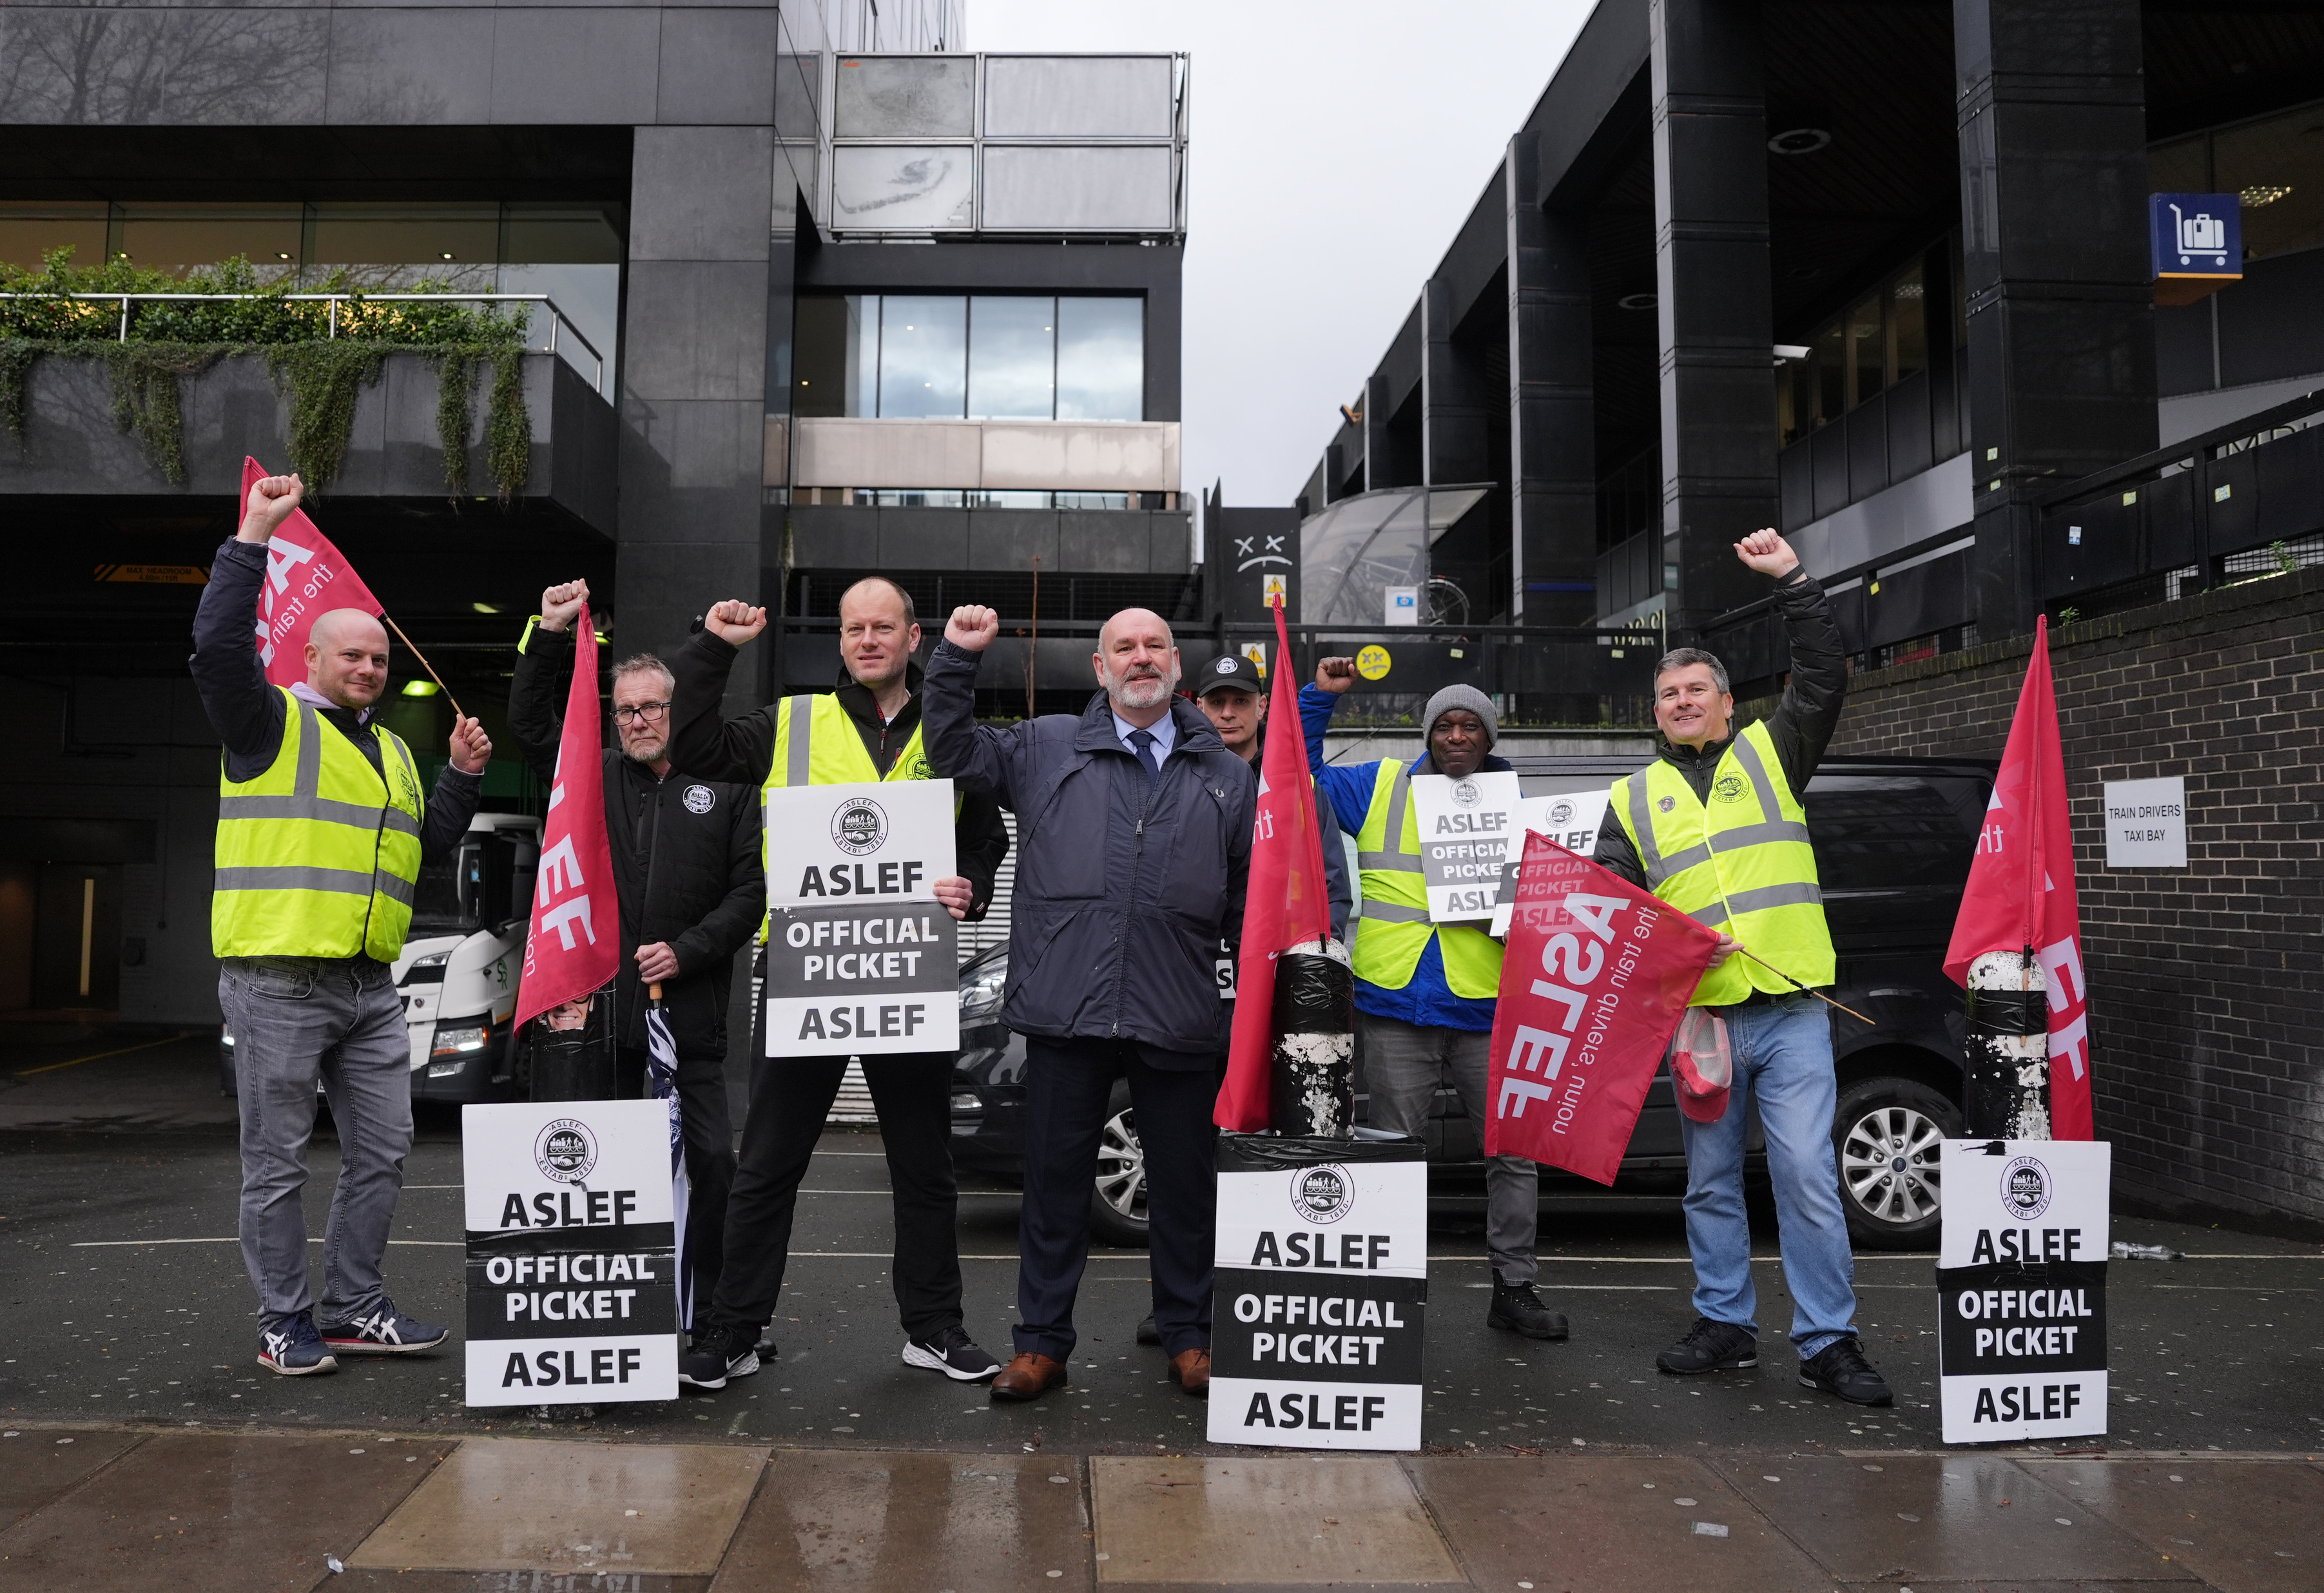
left=219, top=955, right=412, bottom=1334
left=1359, top=1010, right=1538, bottom=1286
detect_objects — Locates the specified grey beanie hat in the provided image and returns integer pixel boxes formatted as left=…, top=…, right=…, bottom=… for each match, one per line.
left=1422, top=683, right=1498, bottom=746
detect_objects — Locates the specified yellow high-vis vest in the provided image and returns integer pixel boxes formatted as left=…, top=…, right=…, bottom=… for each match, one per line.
left=213, top=689, right=427, bottom=963
left=1349, top=759, right=1504, bottom=1000
left=758, top=693, right=960, bottom=936
left=1610, top=719, right=1834, bottom=1007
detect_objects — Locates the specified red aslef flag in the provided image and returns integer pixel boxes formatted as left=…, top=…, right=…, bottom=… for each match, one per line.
left=1214, top=601, right=1335, bottom=1132
left=1943, top=618, right=2094, bottom=1139
left=1484, top=833, right=1721, bottom=1184
left=514, top=603, right=621, bottom=1027
left=242, top=456, right=386, bottom=687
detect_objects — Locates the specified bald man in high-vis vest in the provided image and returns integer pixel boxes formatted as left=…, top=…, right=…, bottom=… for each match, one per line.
left=663, top=576, right=1011, bottom=1392
left=1593, top=528, right=1892, bottom=1410
left=192, top=473, right=491, bottom=1378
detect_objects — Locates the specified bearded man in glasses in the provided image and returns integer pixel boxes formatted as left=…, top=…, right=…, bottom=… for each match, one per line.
left=510, top=579, right=766, bottom=1327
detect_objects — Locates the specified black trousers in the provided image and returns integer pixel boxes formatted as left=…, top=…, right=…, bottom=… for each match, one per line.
left=614, top=1044, right=735, bottom=1325
left=709, top=1050, right=963, bottom=1341
left=1017, top=1037, right=1215, bottom=1362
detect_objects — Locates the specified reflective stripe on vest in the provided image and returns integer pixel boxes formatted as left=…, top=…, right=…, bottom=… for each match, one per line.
left=1610, top=719, right=1834, bottom=1006
left=759, top=693, right=961, bottom=938
left=1349, top=759, right=1502, bottom=1000
left=213, top=691, right=426, bottom=962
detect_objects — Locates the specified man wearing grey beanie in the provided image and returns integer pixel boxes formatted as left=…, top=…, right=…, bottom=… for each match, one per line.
left=1297, top=667, right=1565, bottom=1342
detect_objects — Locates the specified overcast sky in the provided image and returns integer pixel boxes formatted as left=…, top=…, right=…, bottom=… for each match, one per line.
left=968, top=0, right=1595, bottom=531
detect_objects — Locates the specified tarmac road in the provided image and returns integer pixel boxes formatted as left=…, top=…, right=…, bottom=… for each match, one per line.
left=3, top=1029, right=2321, bottom=1458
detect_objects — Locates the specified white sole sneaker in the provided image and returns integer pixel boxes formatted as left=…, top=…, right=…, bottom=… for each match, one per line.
left=257, top=1351, right=338, bottom=1376
left=900, top=1340, right=1002, bottom=1382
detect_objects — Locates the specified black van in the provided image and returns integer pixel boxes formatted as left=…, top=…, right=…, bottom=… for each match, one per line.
left=947, top=755, right=1994, bottom=1252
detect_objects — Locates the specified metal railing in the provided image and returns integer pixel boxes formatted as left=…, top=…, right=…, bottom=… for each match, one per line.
left=0, top=291, right=606, bottom=393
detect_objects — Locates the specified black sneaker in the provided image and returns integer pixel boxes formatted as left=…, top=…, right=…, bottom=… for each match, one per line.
left=319, top=1298, right=447, bottom=1356
left=1799, top=1335, right=1894, bottom=1406
left=258, top=1313, right=338, bottom=1377
left=678, top=1322, right=759, bottom=1390
left=1135, top=1314, right=1161, bottom=1346
left=1656, top=1316, right=1759, bottom=1374
left=902, top=1324, right=1003, bottom=1382
left=1487, top=1280, right=1569, bottom=1340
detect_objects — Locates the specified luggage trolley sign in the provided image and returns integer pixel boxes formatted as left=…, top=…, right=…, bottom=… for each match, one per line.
left=762, top=778, right=959, bottom=1056
left=1210, top=1134, right=1428, bottom=1451
left=462, top=1099, right=679, bottom=1405
left=1937, top=1137, right=2111, bottom=1443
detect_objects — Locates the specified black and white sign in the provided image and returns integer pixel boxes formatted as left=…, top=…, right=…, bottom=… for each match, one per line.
left=1937, top=1137, right=2110, bottom=1443
left=1489, top=787, right=1613, bottom=937
left=762, top=780, right=958, bottom=1056
left=1408, top=771, right=1522, bottom=922
left=1210, top=1138, right=1428, bottom=1451
left=2103, top=777, right=2187, bottom=869
left=462, top=1099, right=679, bottom=1406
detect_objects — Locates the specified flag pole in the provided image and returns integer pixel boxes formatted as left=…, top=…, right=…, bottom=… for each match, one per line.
left=378, top=610, right=467, bottom=722
left=1731, top=947, right=1876, bottom=1026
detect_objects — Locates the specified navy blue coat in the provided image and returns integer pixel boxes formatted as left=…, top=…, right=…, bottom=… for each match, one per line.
left=922, top=639, right=1257, bottom=1062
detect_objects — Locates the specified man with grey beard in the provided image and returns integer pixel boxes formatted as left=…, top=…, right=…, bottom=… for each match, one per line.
left=922, top=605, right=1257, bottom=1403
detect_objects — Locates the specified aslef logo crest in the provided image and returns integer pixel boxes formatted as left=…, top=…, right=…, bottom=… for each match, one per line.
left=1548, top=799, right=1575, bottom=825
left=831, top=796, right=889, bottom=857
left=1291, top=1165, right=1355, bottom=1226
left=1451, top=778, right=1482, bottom=808
left=683, top=784, right=716, bottom=815
left=1713, top=772, right=1750, bottom=804
left=2000, top=1154, right=2052, bottom=1221
left=1215, top=657, right=1240, bottom=676
left=534, top=1118, right=598, bottom=1185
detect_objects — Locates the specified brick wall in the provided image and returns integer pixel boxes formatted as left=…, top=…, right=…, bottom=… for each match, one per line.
left=1817, top=566, right=2324, bottom=1234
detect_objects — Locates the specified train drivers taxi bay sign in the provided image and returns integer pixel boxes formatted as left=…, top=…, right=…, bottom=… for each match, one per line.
left=762, top=778, right=958, bottom=1057
left=1936, top=1137, right=2111, bottom=1443
left=1408, top=771, right=1523, bottom=922
left=463, top=1098, right=679, bottom=1406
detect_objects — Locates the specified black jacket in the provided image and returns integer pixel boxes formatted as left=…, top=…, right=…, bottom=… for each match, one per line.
left=922, top=639, right=1257, bottom=1063
left=1593, top=568, right=1846, bottom=888
left=510, top=625, right=764, bottom=1056
left=664, top=630, right=1010, bottom=917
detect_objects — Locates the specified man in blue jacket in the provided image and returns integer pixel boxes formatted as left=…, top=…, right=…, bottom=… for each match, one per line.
left=923, top=604, right=1257, bottom=1403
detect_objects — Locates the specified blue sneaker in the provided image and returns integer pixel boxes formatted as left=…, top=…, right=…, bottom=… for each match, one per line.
left=258, top=1314, right=338, bottom=1376
left=319, top=1298, right=447, bottom=1356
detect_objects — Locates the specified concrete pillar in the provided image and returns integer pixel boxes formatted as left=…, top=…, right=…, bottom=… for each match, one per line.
left=1362, top=372, right=1396, bottom=493
left=1507, top=132, right=1598, bottom=626
left=1955, top=0, right=2156, bottom=638
left=1650, top=0, right=1777, bottom=632
left=1421, top=278, right=1494, bottom=490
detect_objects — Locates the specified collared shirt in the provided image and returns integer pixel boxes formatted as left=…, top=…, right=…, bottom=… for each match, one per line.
left=1112, top=708, right=1177, bottom=763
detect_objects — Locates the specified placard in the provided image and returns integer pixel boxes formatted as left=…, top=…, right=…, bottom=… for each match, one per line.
left=1936, top=1137, right=2110, bottom=1444
left=1407, top=771, right=1522, bottom=922
left=1209, top=1138, right=1428, bottom=1451
left=1489, top=788, right=1612, bottom=937
left=762, top=779, right=958, bottom=1056
left=2103, top=777, right=2187, bottom=868
left=462, top=1099, right=679, bottom=1406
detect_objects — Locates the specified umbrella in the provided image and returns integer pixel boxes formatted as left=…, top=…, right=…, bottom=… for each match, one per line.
left=644, top=981, right=692, bottom=1331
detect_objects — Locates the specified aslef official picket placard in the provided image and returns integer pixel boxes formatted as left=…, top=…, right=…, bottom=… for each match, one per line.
left=1407, top=771, right=1522, bottom=922
left=1209, top=1135, right=1428, bottom=1451
left=762, top=778, right=958, bottom=1057
left=1489, top=787, right=1612, bottom=938
left=1936, top=1137, right=2110, bottom=1443
left=463, top=1099, right=679, bottom=1406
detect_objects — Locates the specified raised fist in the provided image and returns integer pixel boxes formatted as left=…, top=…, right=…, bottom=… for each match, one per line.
left=538, top=579, right=589, bottom=633
left=1314, top=655, right=1359, bottom=696
left=238, top=474, right=304, bottom=544
left=945, top=605, right=1000, bottom=653
left=448, top=715, right=492, bottom=775
left=1734, top=528, right=1800, bottom=579
left=704, top=600, right=768, bottom=646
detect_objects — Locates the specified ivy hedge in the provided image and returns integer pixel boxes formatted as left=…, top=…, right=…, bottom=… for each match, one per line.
left=0, top=250, right=536, bottom=496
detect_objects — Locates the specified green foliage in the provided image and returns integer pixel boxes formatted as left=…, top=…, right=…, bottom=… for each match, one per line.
left=486, top=350, right=530, bottom=499
left=436, top=349, right=477, bottom=494
left=267, top=341, right=390, bottom=489
left=2057, top=605, right=2082, bottom=625
left=2270, top=539, right=2300, bottom=577
left=103, top=343, right=225, bottom=485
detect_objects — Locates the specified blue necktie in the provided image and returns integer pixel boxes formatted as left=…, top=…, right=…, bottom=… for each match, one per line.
left=1127, top=728, right=1159, bottom=784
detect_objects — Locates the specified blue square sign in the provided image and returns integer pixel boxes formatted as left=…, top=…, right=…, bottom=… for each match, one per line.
left=2150, top=193, right=2242, bottom=281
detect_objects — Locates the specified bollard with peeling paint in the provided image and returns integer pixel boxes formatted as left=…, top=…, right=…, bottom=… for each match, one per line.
left=1269, top=936, right=1354, bottom=1137
left=1964, top=949, right=2049, bottom=1139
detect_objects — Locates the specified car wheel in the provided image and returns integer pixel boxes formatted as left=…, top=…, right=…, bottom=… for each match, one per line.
left=1089, top=1081, right=1150, bottom=1250
left=1833, top=1076, right=1958, bottom=1250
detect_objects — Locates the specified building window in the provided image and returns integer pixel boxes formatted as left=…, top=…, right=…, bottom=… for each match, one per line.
left=794, top=293, right=1143, bottom=421
left=1781, top=256, right=1934, bottom=448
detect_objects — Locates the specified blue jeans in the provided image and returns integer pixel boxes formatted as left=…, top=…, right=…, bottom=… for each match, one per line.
left=219, top=955, right=412, bottom=1336
left=1676, top=993, right=1858, bottom=1358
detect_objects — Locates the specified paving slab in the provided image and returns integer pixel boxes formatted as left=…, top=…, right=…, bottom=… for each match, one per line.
left=0, top=1427, right=144, bottom=1528
left=1090, top=1454, right=1463, bottom=1586
left=0, top=1429, right=451, bottom=1591
left=349, top=1438, right=768, bottom=1576
left=2011, top=1457, right=2324, bottom=1593
left=333, top=1575, right=710, bottom=1592
left=1411, top=1452, right=1837, bottom=1592
left=1706, top=1454, right=2180, bottom=1585
left=708, top=1449, right=1093, bottom=1591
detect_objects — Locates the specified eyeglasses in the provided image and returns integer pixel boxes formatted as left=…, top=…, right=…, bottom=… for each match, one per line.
left=612, top=701, right=670, bottom=725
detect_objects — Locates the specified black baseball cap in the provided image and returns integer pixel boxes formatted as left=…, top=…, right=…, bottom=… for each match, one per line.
left=1194, top=652, right=1266, bottom=698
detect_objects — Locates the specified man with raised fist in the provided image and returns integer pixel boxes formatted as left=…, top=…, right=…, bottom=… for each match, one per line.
left=921, top=603, right=1257, bottom=1404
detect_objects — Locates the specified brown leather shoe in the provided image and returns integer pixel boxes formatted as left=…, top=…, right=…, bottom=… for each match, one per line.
left=1168, top=1347, right=1211, bottom=1398
left=989, top=1352, right=1067, bottom=1402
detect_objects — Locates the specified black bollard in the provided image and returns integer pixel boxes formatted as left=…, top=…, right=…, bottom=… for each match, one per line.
left=1270, top=939, right=1355, bottom=1137
left=1963, top=950, right=2050, bottom=1139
